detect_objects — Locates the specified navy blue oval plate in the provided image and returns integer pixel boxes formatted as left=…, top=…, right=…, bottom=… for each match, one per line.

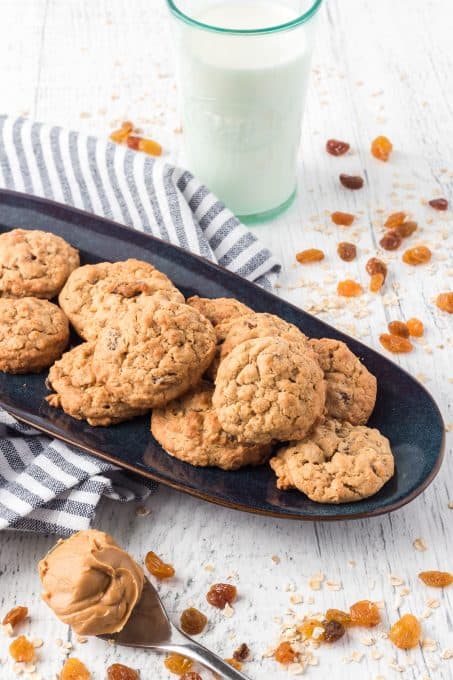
left=0, top=189, right=445, bottom=520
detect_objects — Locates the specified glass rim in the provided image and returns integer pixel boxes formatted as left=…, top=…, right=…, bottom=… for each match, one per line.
left=166, top=0, right=323, bottom=35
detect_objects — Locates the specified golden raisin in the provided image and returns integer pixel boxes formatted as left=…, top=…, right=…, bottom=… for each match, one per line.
left=274, top=641, right=297, bottom=665
left=379, top=230, right=402, bottom=251
left=395, top=220, right=418, bottom=238
left=145, top=551, right=175, bottom=579
left=337, top=279, right=363, bottom=297
left=337, top=242, right=357, bottom=261
left=379, top=334, right=413, bottom=353
left=225, top=658, right=242, bottom=670
left=206, top=583, right=237, bottom=609
left=9, top=635, right=35, bottom=663
left=2, top=605, right=28, bottom=627
left=339, top=174, right=364, bottom=190
left=389, top=614, right=421, bottom=650
left=369, top=273, right=385, bottom=293
left=419, top=571, right=453, bottom=587
left=180, top=608, right=207, bottom=635
left=233, top=643, right=250, bottom=661
left=384, top=212, right=406, bottom=228
left=366, top=257, right=387, bottom=280
left=323, top=619, right=345, bottom=643
left=325, top=609, right=352, bottom=627
left=110, top=121, right=133, bottom=144
left=436, top=292, right=453, bottom=313
left=331, top=211, right=355, bottom=226
left=402, top=245, right=432, bottom=265
left=299, top=619, right=325, bottom=641
left=326, top=139, right=350, bottom=156
left=181, top=674, right=202, bottom=680
left=60, top=658, right=91, bottom=680
left=371, top=135, right=393, bottom=161
left=349, top=600, right=381, bottom=627
left=428, top=197, right=448, bottom=211
left=138, top=137, right=162, bottom=157
left=164, top=654, right=193, bottom=675
left=107, top=664, right=139, bottom=680
left=406, top=317, right=424, bottom=337
left=388, top=320, right=409, bottom=338
left=296, top=248, right=325, bottom=264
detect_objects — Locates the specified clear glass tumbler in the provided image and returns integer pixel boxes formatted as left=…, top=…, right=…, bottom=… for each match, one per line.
left=166, top=0, right=323, bottom=223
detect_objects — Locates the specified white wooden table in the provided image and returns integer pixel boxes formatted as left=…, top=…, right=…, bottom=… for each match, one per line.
left=1, top=1, right=452, bottom=678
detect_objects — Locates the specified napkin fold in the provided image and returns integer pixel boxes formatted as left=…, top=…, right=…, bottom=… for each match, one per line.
left=0, top=116, right=280, bottom=535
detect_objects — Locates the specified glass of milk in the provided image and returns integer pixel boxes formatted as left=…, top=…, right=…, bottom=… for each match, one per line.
left=166, top=0, right=323, bottom=223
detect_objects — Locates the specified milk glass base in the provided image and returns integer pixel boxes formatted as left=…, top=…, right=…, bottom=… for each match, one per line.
left=238, top=188, right=297, bottom=225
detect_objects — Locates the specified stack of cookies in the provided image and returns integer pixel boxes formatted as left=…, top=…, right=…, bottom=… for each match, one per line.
left=0, top=228, right=395, bottom=505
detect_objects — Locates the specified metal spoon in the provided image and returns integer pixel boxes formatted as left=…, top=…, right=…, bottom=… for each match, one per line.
left=98, top=578, right=251, bottom=679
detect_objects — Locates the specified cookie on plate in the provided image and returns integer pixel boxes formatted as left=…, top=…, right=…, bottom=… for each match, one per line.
left=151, top=381, right=271, bottom=470
left=213, top=336, right=326, bottom=444
left=309, top=338, right=377, bottom=425
left=0, top=229, right=79, bottom=299
left=46, top=343, right=147, bottom=426
left=0, top=298, right=69, bottom=373
left=270, top=419, right=394, bottom=503
left=59, top=259, right=184, bottom=340
left=93, top=299, right=216, bottom=409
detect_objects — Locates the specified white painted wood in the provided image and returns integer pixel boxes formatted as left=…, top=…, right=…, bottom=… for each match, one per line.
left=0, top=0, right=452, bottom=678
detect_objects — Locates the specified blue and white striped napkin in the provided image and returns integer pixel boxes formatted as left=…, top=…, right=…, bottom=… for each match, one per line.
left=0, top=116, right=280, bottom=535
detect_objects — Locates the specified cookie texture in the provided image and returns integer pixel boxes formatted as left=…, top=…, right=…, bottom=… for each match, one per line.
left=0, top=229, right=79, bottom=299
left=59, top=259, right=184, bottom=340
left=0, top=298, right=69, bottom=374
left=46, top=343, right=147, bottom=426
left=151, top=382, right=271, bottom=470
left=93, top=299, right=216, bottom=409
left=270, top=419, right=394, bottom=503
left=213, top=337, right=326, bottom=444
left=309, top=338, right=377, bottom=425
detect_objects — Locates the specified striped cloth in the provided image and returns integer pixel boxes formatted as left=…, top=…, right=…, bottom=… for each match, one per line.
left=0, top=116, right=280, bottom=536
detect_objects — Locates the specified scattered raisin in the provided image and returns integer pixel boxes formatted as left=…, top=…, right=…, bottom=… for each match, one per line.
left=436, top=292, right=453, bottom=313
left=325, top=609, right=352, bottom=627
left=181, top=674, right=202, bottom=680
left=107, top=664, right=139, bottom=680
left=349, top=600, right=381, bottom=627
left=138, top=138, right=163, bottom=157
left=331, top=211, right=355, bottom=226
left=402, top=245, right=432, bottom=265
left=225, top=658, right=242, bottom=670
left=126, top=135, right=141, bottom=151
left=369, top=273, right=385, bottom=293
left=145, top=551, right=175, bottom=579
left=379, top=230, right=402, bottom=251
left=379, top=334, right=413, bottom=353
left=164, top=654, right=193, bottom=675
left=339, top=174, right=364, bottom=190
left=296, top=248, right=325, bottom=264
left=371, top=135, right=393, bottom=161
left=2, top=605, right=28, bottom=627
left=274, top=641, right=297, bottom=665
left=395, top=220, right=418, bottom=238
left=428, top=197, right=448, bottom=211
left=299, top=619, right=325, bottom=640
left=366, top=257, right=387, bottom=279
left=60, top=658, right=91, bottom=680
left=323, top=619, right=346, bottom=643
left=419, top=571, right=453, bottom=587
left=9, top=635, right=35, bottom=663
left=326, top=139, right=350, bottom=156
left=337, top=242, right=357, bottom=261
left=337, top=279, right=363, bottom=297
left=110, top=121, right=133, bottom=144
left=389, top=614, right=421, bottom=650
left=406, top=317, right=424, bottom=337
left=180, top=608, right=207, bottom=635
left=206, top=583, right=237, bottom=609
left=384, top=212, right=406, bottom=228
left=233, top=643, right=250, bottom=661
left=388, top=320, right=409, bottom=338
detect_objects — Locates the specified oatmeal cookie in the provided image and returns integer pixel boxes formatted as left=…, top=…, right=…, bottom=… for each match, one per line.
left=59, top=259, right=184, bottom=340
left=213, top=337, right=326, bottom=444
left=46, top=343, right=147, bottom=426
left=270, top=419, right=394, bottom=503
left=0, top=298, right=69, bottom=373
left=151, top=381, right=271, bottom=470
left=309, top=338, right=377, bottom=425
left=93, top=299, right=216, bottom=409
left=0, top=229, right=79, bottom=299
left=186, top=296, right=252, bottom=327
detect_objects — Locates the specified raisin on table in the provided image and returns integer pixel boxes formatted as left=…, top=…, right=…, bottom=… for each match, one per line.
left=428, top=197, right=448, bottom=210
left=419, top=570, right=453, bottom=587
left=379, top=230, right=402, bottom=251
left=323, top=619, right=345, bottom=643
left=406, top=317, right=424, bottom=337
left=384, top=211, right=406, bottom=228
left=180, top=607, right=207, bottom=635
left=325, top=609, right=352, bottom=626
left=326, top=139, right=350, bottom=156
left=206, top=583, right=237, bottom=609
left=389, top=614, right=421, bottom=649
left=107, top=664, right=139, bottom=680
left=436, top=292, right=453, bottom=313
left=296, top=248, right=325, bottom=264
left=349, top=600, right=381, bottom=627
left=2, top=605, right=28, bottom=627
left=60, top=657, right=91, bottom=680
left=339, top=174, right=364, bottom=190
left=9, top=635, right=35, bottom=663
left=395, top=220, right=418, bottom=237
left=337, top=242, right=357, bottom=261
left=402, top=245, right=432, bottom=265
left=233, top=643, right=250, bottom=661
left=366, top=257, right=387, bottom=279
left=274, top=641, right=297, bottom=664
left=388, top=320, right=409, bottom=338
left=331, top=211, right=355, bottom=226
left=369, top=273, right=385, bottom=292
left=371, top=135, right=393, bottom=161
left=337, top=279, right=363, bottom=297
left=379, top=334, right=413, bottom=353
left=145, top=551, right=175, bottom=579
left=164, top=653, right=193, bottom=675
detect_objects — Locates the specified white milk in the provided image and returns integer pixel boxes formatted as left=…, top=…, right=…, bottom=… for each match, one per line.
left=177, top=2, right=314, bottom=218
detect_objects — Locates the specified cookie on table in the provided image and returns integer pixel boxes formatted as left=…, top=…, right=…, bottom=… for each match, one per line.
left=93, top=299, right=216, bottom=410
left=270, top=419, right=394, bottom=504
left=213, top=336, right=326, bottom=444
left=46, top=343, right=147, bottom=426
left=309, top=338, right=377, bottom=425
left=0, top=229, right=79, bottom=299
left=0, top=298, right=69, bottom=374
left=58, top=258, right=184, bottom=340
left=151, top=381, right=271, bottom=470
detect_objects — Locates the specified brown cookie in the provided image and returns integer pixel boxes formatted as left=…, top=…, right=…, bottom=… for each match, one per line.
left=151, top=381, right=271, bottom=470
left=270, top=419, right=394, bottom=503
left=309, top=338, right=377, bottom=425
left=59, top=259, right=184, bottom=340
left=0, top=229, right=79, bottom=299
left=213, top=336, right=326, bottom=444
left=46, top=343, right=147, bottom=426
left=0, top=298, right=69, bottom=374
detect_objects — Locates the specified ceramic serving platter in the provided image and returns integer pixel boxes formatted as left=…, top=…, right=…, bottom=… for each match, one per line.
left=0, top=189, right=445, bottom=520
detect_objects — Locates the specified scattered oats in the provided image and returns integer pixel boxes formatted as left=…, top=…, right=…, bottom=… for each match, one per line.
left=426, top=657, right=438, bottom=671
left=75, top=635, right=87, bottom=644
left=422, top=637, right=437, bottom=652
left=271, top=555, right=281, bottom=564
left=203, top=563, right=215, bottom=572
left=262, top=645, right=276, bottom=658
left=312, top=627, right=325, bottom=641
left=326, top=580, right=342, bottom=591
left=284, top=582, right=296, bottom=592
left=223, top=603, right=234, bottom=618
left=416, top=373, right=428, bottom=384
left=447, top=501, right=453, bottom=510
left=23, top=662, right=36, bottom=673
left=13, top=662, right=24, bottom=675
left=426, top=597, right=440, bottom=609
left=227, top=570, right=239, bottom=581
left=55, top=639, right=63, bottom=647
left=31, top=639, right=43, bottom=648
left=422, top=608, right=433, bottom=619
left=376, top=630, right=389, bottom=640
left=371, top=649, right=383, bottom=660
left=306, top=596, right=315, bottom=605
left=79, top=112, right=91, bottom=119
left=351, top=651, right=364, bottom=662
left=393, top=594, right=403, bottom=610
left=28, top=674, right=41, bottom=680
left=290, top=594, right=303, bottom=605
left=308, top=579, right=321, bottom=591
left=135, top=505, right=151, bottom=517
left=441, top=648, right=453, bottom=659
left=387, top=660, right=405, bottom=673
left=368, top=578, right=376, bottom=590
left=63, top=642, right=73, bottom=650
left=288, top=662, right=305, bottom=675
left=389, top=574, right=405, bottom=587
left=360, top=636, right=376, bottom=646
left=2, top=623, right=13, bottom=637
left=399, top=586, right=410, bottom=596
